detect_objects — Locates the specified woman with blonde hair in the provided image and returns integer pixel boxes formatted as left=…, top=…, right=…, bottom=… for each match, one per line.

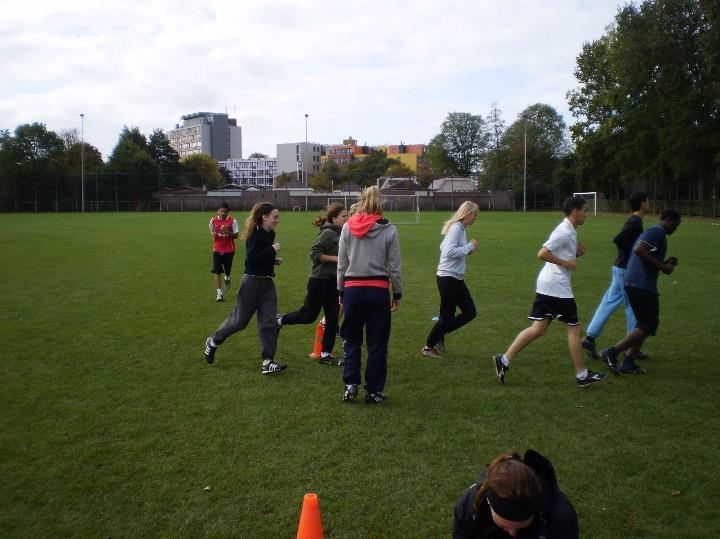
left=452, top=450, right=578, bottom=538
left=203, top=202, right=287, bottom=375
left=277, top=203, right=347, bottom=365
left=338, top=185, right=402, bottom=403
left=422, top=201, right=479, bottom=358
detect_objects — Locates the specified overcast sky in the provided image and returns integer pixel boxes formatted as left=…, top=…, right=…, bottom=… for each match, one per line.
left=2, top=0, right=623, bottom=160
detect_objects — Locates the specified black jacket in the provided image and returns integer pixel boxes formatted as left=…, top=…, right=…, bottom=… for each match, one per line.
left=613, top=215, right=643, bottom=269
left=244, top=226, right=277, bottom=277
left=452, top=450, right=579, bottom=539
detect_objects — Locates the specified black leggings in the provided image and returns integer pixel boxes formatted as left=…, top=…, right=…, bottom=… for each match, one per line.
left=426, top=276, right=477, bottom=347
left=282, top=278, right=340, bottom=354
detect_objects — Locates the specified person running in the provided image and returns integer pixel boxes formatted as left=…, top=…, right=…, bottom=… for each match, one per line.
left=338, top=185, right=402, bottom=404
left=600, top=209, right=681, bottom=375
left=491, top=195, right=606, bottom=387
left=209, top=202, right=239, bottom=302
left=452, top=450, right=579, bottom=538
left=421, top=201, right=479, bottom=358
left=582, top=192, right=650, bottom=359
left=203, top=202, right=287, bottom=375
left=277, top=203, right=348, bottom=366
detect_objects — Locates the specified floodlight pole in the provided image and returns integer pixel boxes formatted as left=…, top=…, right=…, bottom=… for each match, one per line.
left=80, top=113, right=85, bottom=212
left=523, top=120, right=527, bottom=213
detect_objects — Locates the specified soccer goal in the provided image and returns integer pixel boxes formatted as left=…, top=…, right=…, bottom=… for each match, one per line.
left=381, top=194, right=421, bottom=225
left=573, top=191, right=599, bottom=215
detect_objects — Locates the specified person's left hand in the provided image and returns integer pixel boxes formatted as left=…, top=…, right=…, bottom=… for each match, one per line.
left=576, top=241, right=586, bottom=257
left=390, top=298, right=400, bottom=312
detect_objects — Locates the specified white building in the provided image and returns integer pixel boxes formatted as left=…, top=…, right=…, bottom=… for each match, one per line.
left=276, top=142, right=323, bottom=179
left=168, top=112, right=242, bottom=161
left=219, top=158, right=278, bottom=188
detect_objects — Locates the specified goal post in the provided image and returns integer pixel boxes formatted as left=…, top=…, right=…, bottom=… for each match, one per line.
left=573, top=191, right=598, bottom=215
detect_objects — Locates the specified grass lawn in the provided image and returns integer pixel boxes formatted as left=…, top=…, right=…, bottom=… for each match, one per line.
left=1, top=209, right=719, bottom=538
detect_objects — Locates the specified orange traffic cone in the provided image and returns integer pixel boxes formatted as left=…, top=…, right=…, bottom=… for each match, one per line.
left=309, top=319, right=325, bottom=359
left=297, top=492, right=324, bottom=539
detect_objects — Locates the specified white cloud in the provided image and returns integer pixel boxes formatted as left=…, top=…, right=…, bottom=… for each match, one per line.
left=1, top=0, right=621, bottom=159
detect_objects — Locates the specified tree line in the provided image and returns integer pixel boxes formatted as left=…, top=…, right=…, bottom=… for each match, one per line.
left=0, top=125, right=226, bottom=211
left=1, top=0, right=717, bottom=212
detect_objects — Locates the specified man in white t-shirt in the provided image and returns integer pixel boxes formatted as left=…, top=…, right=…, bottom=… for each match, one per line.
left=492, top=196, right=606, bottom=388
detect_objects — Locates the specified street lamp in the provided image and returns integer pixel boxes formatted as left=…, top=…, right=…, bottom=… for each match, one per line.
left=305, top=113, right=309, bottom=143
left=80, top=113, right=85, bottom=212
left=523, top=120, right=527, bottom=213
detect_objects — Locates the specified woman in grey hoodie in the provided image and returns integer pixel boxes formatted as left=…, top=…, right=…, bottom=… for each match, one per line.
left=338, top=186, right=402, bottom=404
left=277, top=203, right=347, bottom=365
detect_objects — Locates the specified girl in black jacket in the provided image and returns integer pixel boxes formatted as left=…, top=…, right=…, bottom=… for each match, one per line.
left=453, top=450, right=578, bottom=538
left=203, top=202, right=287, bottom=375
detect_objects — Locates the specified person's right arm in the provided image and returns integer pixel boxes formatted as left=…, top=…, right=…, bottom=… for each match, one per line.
left=538, top=246, right=576, bottom=271
left=634, top=241, right=675, bottom=274
left=310, top=230, right=338, bottom=264
left=441, top=223, right=476, bottom=259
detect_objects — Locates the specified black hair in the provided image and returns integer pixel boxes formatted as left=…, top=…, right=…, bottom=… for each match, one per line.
left=660, top=208, right=681, bottom=222
left=219, top=202, right=229, bottom=211
left=628, top=192, right=648, bottom=211
left=562, top=195, right=587, bottom=216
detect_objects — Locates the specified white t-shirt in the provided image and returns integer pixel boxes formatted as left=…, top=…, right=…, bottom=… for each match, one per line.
left=535, top=218, right=576, bottom=298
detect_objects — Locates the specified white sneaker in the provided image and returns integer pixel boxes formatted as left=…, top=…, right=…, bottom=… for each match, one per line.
left=216, top=291, right=224, bottom=302
left=224, top=276, right=231, bottom=288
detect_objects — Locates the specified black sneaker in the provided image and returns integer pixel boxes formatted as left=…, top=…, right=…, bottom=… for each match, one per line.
left=261, top=360, right=287, bottom=375
left=318, top=355, right=343, bottom=366
left=342, top=384, right=358, bottom=401
left=600, top=348, right=619, bottom=375
left=224, top=277, right=231, bottom=289
left=582, top=337, right=599, bottom=359
left=365, top=391, right=387, bottom=404
left=492, top=354, right=508, bottom=384
left=204, top=338, right=216, bottom=364
left=619, top=357, right=647, bottom=374
left=576, top=369, right=606, bottom=387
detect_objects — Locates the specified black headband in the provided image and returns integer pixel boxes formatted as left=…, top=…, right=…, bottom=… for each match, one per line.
left=486, top=488, right=541, bottom=522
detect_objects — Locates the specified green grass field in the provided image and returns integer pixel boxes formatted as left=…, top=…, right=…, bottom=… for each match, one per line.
left=1, top=210, right=719, bottom=538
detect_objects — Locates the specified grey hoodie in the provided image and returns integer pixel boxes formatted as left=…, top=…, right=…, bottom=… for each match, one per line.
left=337, top=215, right=403, bottom=299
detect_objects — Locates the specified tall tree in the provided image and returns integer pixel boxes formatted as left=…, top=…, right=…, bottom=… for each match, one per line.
left=3, top=123, right=66, bottom=211
left=148, top=129, right=181, bottom=188
left=567, top=0, right=720, bottom=201
left=180, top=153, right=223, bottom=189
left=437, top=112, right=491, bottom=175
left=426, top=134, right=456, bottom=176
left=491, top=105, right=570, bottom=203
left=108, top=128, right=158, bottom=200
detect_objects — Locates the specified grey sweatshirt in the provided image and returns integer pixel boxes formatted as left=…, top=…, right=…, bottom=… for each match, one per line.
left=337, top=216, right=403, bottom=299
left=436, top=221, right=476, bottom=279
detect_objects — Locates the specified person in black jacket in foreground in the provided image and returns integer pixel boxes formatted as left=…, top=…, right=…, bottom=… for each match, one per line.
left=453, top=450, right=578, bottom=538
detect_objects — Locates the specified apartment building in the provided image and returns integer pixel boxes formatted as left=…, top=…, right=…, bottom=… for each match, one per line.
left=168, top=112, right=242, bottom=161
left=321, top=137, right=427, bottom=172
left=276, top=142, right=323, bottom=177
left=218, top=158, right=278, bottom=188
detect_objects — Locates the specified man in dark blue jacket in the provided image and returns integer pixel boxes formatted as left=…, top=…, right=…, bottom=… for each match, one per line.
left=600, top=209, right=681, bottom=374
